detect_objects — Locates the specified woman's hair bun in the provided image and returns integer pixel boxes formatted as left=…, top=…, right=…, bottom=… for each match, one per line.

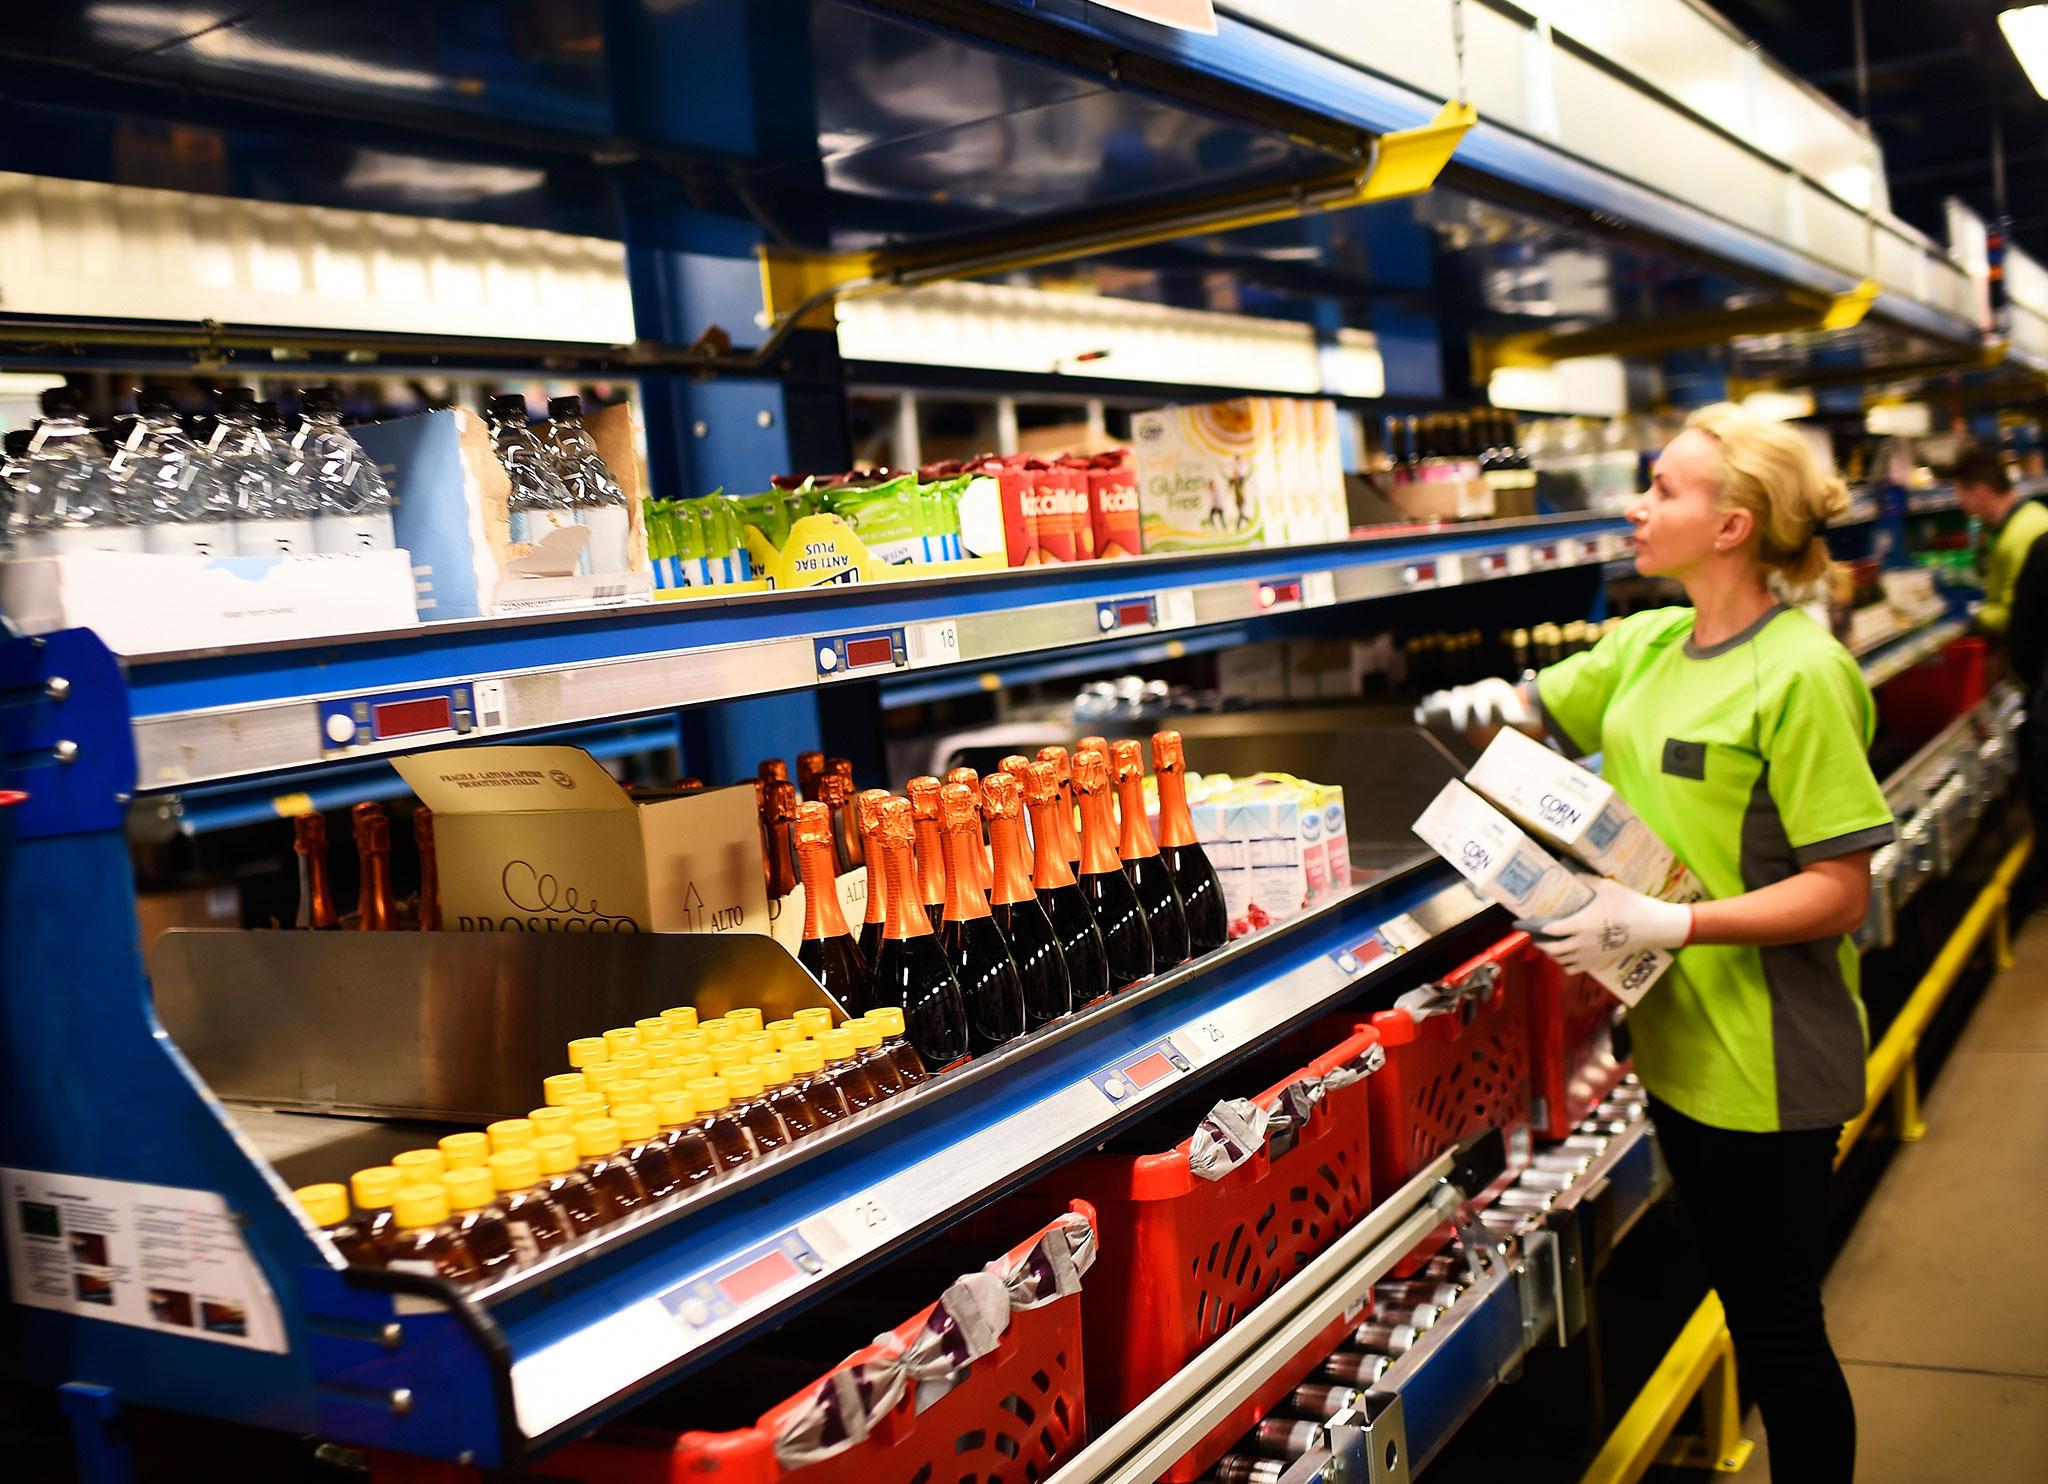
left=1684, top=402, right=1845, bottom=593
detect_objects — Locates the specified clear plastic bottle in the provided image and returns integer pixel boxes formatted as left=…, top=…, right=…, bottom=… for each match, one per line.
left=543, top=394, right=630, bottom=574
left=112, top=386, right=238, bottom=556
left=649, top=1089, right=720, bottom=1188
left=347, top=1166, right=404, bottom=1262
left=383, top=1184, right=483, bottom=1284
left=793, top=1007, right=835, bottom=1040
left=845, top=1017, right=910, bottom=1097
left=485, top=1148, right=570, bottom=1257
left=390, top=1148, right=447, bottom=1185
left=611, top=1101, right=683, bottom=1199
left=440, top=1166, right=527, bottom=1276
left=560, top=1091, right=609, bottom=1124
left=293, top=385, right=396, bottom=552
left=719, top=1065, right=792, bottom=1155
left=565, top=1036, right=609, bottom=1069
left=660, top=1005, right=701, bottom=1034
left=571, top=1117, right=649, bottom=1217
left=486, top=1118, right=536, bottom=1154
left=12, top=386, right=145, bottom=554
left=294, top=1182, right=383, bottom=1267
left=526, top=1106, right=578, bottom=1141
left=602, top=1025, right=643, bottom=1054
left=684, top=1076, right=758, bottom=1170
left=488, top=393, right=580, bottom=558
left=784, top=1038, right=852, bottom=1124
left=527, top=1133, right=617, bottom=1236
left=209, top=386, right=317, bottom=554
left=814, top=1026, right=884, bottom=1112
left=437, top=1131, right=491, bottom=1170
left=752, top=1051, right=823, bottom=1138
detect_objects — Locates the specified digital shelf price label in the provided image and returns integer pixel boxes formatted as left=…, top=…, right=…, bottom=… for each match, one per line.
left=815, top=627, right=908, bottom=682
left=317, top=683, right=494, bottom=752
left=1087, top=1035, right=1194, bottom=1106
left=659, top=1232, right=826, bottom=1332
left=1096, top=595, right=1159, bottom=634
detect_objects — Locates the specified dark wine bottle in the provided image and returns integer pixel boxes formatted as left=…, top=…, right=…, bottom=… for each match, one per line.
left=853, top=787, right=891, bottom=970
left=1024, top=761, right=1111, bottom=1007
left=1072, top=747, right=1154, bottom=990
left=906, top=775, right=948, bottom=927
left=944, top=765, right=995, bottom=897
left=867, top=797, right=970, bottom=1069
left=794, top=802, right=869, bottom=1015
left=938, top=783, right=1025, bottom=1054
left=985, top=772, right=1071, bottom=1028
left=996, top=754, right=1038, bottom=883
left=1152, top=730, right=1228, bottom=954
left=1111, top=739, right=1190, bottom=969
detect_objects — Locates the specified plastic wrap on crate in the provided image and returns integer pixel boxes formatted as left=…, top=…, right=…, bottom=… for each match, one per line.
left=1009, top=1026, right=1382, bottom=1483
left=1524, top=954, right=1626, bottom=1141
left=532, top=1204, right=1096, bottom=1484
left=1188, top=1044, right=1384, bottom=1181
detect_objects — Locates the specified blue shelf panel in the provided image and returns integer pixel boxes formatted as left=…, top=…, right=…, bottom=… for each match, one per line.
left=123, top=514, right=1629, bottom=793
left=307, top=865, right=1493, bottom=1462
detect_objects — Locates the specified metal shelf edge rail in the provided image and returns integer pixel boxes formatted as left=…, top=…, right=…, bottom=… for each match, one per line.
left=123, top=514, right=1629, bottom=793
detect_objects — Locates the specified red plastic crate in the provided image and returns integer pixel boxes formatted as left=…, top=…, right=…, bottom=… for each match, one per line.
left=1878, top=635, right=1986, bottom=744
left=1012, top=1025, right=1381, bottom=1483
left=518, top=1203, right=1096, bottom=1484
left=1525, top=955, right=1627, bottom=1141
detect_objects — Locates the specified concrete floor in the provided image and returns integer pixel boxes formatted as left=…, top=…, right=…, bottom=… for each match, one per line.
left=1732, top=909, right=2048, bottom=1482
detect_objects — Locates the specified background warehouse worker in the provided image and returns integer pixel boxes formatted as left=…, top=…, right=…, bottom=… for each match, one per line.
left=1952, top=443, right=2047, bottom=645
left=1424, top=404, right=1890, bottom=1483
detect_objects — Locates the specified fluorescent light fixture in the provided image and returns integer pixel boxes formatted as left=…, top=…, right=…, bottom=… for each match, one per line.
left=2001, top=7, right=2048, bottom=99
left=1741, top=390, right=1816, bottom=423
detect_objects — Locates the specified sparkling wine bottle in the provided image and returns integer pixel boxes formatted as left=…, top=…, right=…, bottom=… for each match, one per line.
left=997, top=754, right=1038, bottom=883
left=795, top=802, right=869, bottom=1015
left=1035, top=745, right=1082, bottom=866
left=867, top=798, right=970, bottom=1068
left=944, top=765, right=995, bottom=896
left=906, top=775, right=948, bottom=926
left=1153, top=729, right=1228, bottom=954
left=1023, top=761, right=1111, bottom=1006
left=1072, top=748, right=1153, bottom=989
left=938, top=783, right=1025, bottom=1053
left=853, top=787, right=891, bottom=969
left=1111, top=739, right=1190, bottom=969
left=984, top=772, right=1071, bottom=1028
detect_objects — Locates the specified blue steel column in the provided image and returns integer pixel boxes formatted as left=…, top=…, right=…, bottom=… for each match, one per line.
left=603, top=0, right=851, bottom=779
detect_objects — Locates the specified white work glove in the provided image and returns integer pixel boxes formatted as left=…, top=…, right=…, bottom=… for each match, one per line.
left=1520, top=876, right=1693, bottom=972
left=1414, top=677, right=1532, bottom=736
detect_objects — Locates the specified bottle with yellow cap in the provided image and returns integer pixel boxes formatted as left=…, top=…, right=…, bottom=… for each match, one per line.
left=487, top=1118, right=536, bottom=1154
left=642, top=1037, right=681, bottom=1066
left=560, top=1091, right=609, bottom=1123
left=659, top=1005, right=699, bottom=1032
left=610, top=1101, right=682, bottom=1200
left=438, top=1131, right=491, bottom=1170
left=846, top=1017, right=909, bottom=1097
left=580, top=1063, right=621, bottom=1094
left=602, top=1027, right=641, bottom=1055
left=732, top=1031, right=775, bottom=1062
left=348, top=1166, right=404, bottom=1261
left=792, top=1006, right=835, bottom=1039
left=752, top=1051, right=823, bottom=1138
left=814, top=1026, right=883, bottom=1112
left=527, top=1106, right=578, bottom=1139
left=644, top=1067, right=686, bottom=1098
left=572, top=1116, right=649, bottom=1215
left=609, top=1048, right=651, bottom=1077
left=862, top=1005, right=928, bottom=1085
left=700, top=1018, right=736, bottom=1045
left=686, top=1076, right=758, bottom=1170
left=529, top=1133, right=617, bottom=1234
left=785, top=1039, right=851, bottom=1124
left=608, top=1077, right=652, bottom=1106
left=765, top=1018, right=803, bottom=1050
left=649, top=1089, right=719, bottom=1187
left=708, top=1042, right=752, bottom=1074
left=440, top=1166, right=528, bottom=1274
left=726, top=1007, right=765, bottom=1035
left=634, top=1016, right=671, bottom=1040
left=487, top=1149, right=569, bottom=1256
left=391, top=1147, right=448, bottom=1184
left=565, top=1037, right=609, bottom=1069
left=383, top=1183, right=482, bottom=1283
left=720, top=1064, right=791, bottom=1154
left=670, top=1028, right=710, bottom=1058
left=295, top=1183, right=382, bottom=1267
left=543, top=1071, right=591, bottom=1106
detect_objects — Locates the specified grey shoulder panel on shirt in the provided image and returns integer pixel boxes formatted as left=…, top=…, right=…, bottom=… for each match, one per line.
left=1791, top=821, right=1897, bottom=867
left=1742, top=767, right=1869, bottom=1129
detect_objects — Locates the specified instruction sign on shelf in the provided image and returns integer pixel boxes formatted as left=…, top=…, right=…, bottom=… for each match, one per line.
left=2, top=1167, right=286, bottom=1353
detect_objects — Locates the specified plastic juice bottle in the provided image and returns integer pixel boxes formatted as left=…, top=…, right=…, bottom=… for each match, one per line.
left=708, top=1043, right=751, bottom=1074
left=670, top=1029, right=710, bottom=1059
left=700, top=1019, right=736, bottom=1045
left=661, top=1005, right=700, bottom=1033
left=608, top=1048, right=650, bottom=1077
left=384, top=1184, right=483, bottom=1284
left=581, top=1063, right=621, bottom=1095
left=527, top=1106, right=577, bottom=1140
left=752, top=1051, right=821, bottom=1138
left=543, top=1072, right=589, bottom=1106
left=486, top=1149, right=570, bottom=1256
left=295, top=1183, right=383, bottom=1267
left=765, top=1018, right=803, bottom=1049
left=391, top=1148, right=447, bottom=1185
left=860, top=1006, right=928, bottom=1085
left=528, top=1134, right=617, bottom=1235
left=560, top=1092, right=609, bottom=1123
left=726, top=1008, right=765, bottom=1035
left=609, top=1102, right=683, bottom=1200
left=643, top=1037, right=681, bottom=1065
left=607, top=1078, right=652, bottom=1107
left=487, top=1119, right=536, bottom=1153
left=720, top=1066, right=791, bottom=1154
left=570, top=1118, right=649, bottom=1218
left=645, top=1068, right=686, bottom=1098
left=566, top=1037, right=609, bottom=1069
left=602, top=1026, right=641, bottom=1054
left=846, top=1017, right=910, bottom=1096
left=784, top=1038, right=852, bottom=1123
left=348, top=1167, right=404, bottom=1262
left=814, top=1027, right=883, bottom=1111
left=440, top=1167, right=526, bottom=1275
left=633, top=1016, right=669, bottom=1041
left=438, top=1132, right=491, bottom=1170
left=686, top=1076, right=758, bottom=1170
left=649, top=1089, right=720, bottom=1188
left=794, top=1006, right=835, bottom=1039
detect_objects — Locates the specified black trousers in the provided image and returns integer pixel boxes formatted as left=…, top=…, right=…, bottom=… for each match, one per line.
left=1646, top=1095, right=1855, bottom=1483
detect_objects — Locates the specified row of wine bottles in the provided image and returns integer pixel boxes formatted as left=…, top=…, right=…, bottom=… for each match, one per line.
left=762, top=732, right=1227, bottom=1071
left=291, top=801, right=439, bottom=931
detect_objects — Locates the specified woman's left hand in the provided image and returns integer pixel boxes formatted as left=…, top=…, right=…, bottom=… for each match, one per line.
left=1521, top=877, right=1693, bottom=971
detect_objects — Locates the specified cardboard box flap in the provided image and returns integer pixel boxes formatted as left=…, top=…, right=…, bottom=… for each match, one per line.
left=391, top=745, right=634, bottom=815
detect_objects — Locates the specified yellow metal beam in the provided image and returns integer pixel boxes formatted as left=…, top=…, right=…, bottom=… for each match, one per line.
left=1582, top=828, right=2031, bottom=1484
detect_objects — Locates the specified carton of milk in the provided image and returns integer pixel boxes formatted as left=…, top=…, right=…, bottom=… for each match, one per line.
left=1466, top=728, right=1704, bottom=904
left=1412, top=780, right=1670, bottom=1007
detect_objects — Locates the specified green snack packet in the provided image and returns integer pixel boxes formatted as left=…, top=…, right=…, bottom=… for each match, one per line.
left=827, top=473, right=922, bottom=565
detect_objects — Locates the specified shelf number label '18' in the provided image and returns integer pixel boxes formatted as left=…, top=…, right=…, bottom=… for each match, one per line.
left=907, top=619, right=959, bottom=668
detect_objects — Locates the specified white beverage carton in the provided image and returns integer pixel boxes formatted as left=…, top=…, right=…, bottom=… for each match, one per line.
left=1412, top=780, right=1670, bottom=1007
left=1466, top=727, right=1703, bottom=903
left=1130, top=399, right=1274, bottom=552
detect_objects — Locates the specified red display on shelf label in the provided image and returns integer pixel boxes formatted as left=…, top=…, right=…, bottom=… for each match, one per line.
left=1124, top=1051, right=1175, bottom=1088
left=372, top=696, right=454, bottom=738
left=843, top=636, right=895, bottom=669
left=717, top=1249, right=800, bottom=1305
left=1117, top=601, right=1152, bottom=628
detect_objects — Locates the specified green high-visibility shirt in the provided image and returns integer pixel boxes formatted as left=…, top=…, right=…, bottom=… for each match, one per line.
left=1537, top=605, right=1895, bottom=1133
left=1976, top=496, right=2048, bottom=637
